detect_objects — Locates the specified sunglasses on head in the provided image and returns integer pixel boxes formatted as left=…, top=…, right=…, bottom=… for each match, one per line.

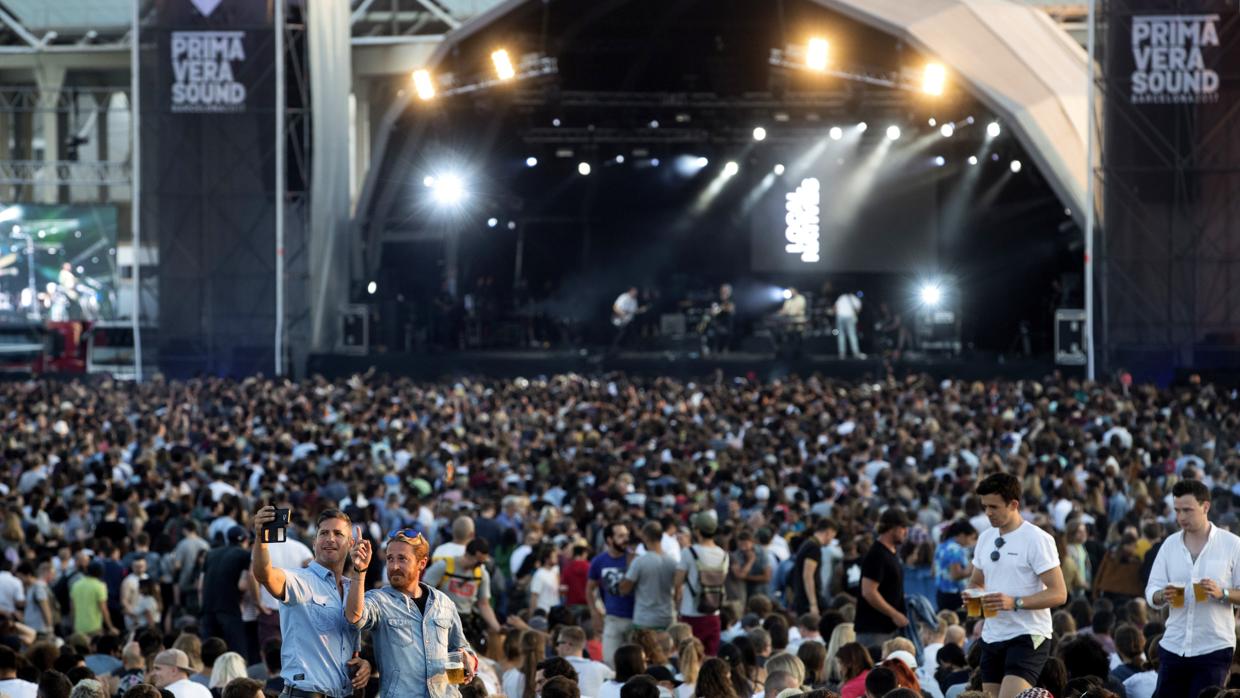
left=387, top=528, right=426, bottom=544
left=990, top=536, right=1006, bottom=562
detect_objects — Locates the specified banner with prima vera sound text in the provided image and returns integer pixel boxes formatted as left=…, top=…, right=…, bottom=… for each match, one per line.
left=1129, top=13, right=1222, bottom=104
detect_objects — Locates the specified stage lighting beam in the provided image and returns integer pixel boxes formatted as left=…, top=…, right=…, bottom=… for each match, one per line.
left=922, top=63, right=947, bottom=96
left=578, top=162, right=592, bottom=176
left=491, top=49, right=516, bottom=81
left=940, top=123, right=954, bottom=138
left=412, top=69, right=436, bottom=101
left=1010, top=160, right=1023, bottom=173
left=919, top=283, right=942, bottom=307
left=987, top=122, right=1002, bottom=138
left=432, top=173, right=465, bottom=205
left=829, top=126, right=843, bottom=141
left=886, top=125, right=901, bottom=141
left=753, top=126, right=767, bottom=142
left=723, top=161, right=740, bottom=177
left=525, top=157, right=538, bottom=167
left=806, top=38, right=829, bottom=72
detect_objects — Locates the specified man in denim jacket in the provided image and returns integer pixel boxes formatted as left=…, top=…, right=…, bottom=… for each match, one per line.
left=346, top=529, right=476, bottom=698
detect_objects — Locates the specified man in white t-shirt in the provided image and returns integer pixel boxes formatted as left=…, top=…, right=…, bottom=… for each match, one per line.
left=674, top=511, right=729, bottom=656
left=833, top=291, right=865, bottom=359
left=556, top=625, right=614, bottom=697
left=150, top=649, right=213, bottom=698
left=0, top=645, right=36, bottom=698
left=432, top=515, right=475, bottom=561
left=0, top=561, right=24, bottom=614
left=968, top=473, right=1066, bottom=698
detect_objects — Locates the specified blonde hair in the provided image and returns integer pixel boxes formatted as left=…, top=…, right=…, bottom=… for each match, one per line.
left=209, top=652, right=247, bottom=688
left=824, top=622, right=855, bottom=682
left=763, top=652, right=806, bottom=687
left=171, top=634, right=203, bottom=673
left=881, top=637, right=916, bottom=659
left=678, top=638, right=705, bottom=685
left=669, top=623, right=693, bottom=647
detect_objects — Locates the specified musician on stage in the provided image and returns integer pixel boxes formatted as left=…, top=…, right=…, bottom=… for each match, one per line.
left=610, top=287, right=641, bottom=353
left=699, top=283, right=736, bottom=355
left=775, top=287, right=808, bottom=357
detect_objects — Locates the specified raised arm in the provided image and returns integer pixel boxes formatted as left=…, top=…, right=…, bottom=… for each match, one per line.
left=345, top=539, right=372, bottom=626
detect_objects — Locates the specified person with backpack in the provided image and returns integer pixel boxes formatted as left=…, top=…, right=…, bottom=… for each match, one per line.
left=421, top=538, right=503, bottom=652
left=674, top=511, right=728, bottom=656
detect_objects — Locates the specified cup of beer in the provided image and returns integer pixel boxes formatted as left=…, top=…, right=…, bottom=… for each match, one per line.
left=1193, top=578, right=1209, bottom=603
left=1168, top=583, right=1186, bottom=609
left=964, top=589, right=983, bottom=618
left=982, top=593, right=1000, bottom=618
left=446, top=651, right=467, bottom=685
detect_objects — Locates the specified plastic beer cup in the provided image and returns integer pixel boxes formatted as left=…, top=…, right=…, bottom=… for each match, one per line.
left=982, top=593, right=1000, bottom=618
left=1194, top=579, right=1209, bottom=603
left=446, top=651, right=466, bottom=684
left=964, top=589, right=983, bottom=618
left=1168, top=583, right=1186, bottom=609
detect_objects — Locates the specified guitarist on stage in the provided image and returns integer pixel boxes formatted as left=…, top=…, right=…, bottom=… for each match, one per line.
left=610, top=286, right=644, bottom=354
left=698, top=283, right=736, bottom=355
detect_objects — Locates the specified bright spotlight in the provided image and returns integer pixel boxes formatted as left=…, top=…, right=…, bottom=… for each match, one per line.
left=723, top=161, right=740, bottom=177
left=939, top=123, right=954, bottom=138
left=615, top=155, right=625, bottom=164
left=412, top=69, right=436, bottom=101
left=919, top=283, right=942, bottom=307
left=806, top=37, right=829, bottom=72
left=782, top=288, right=793, bottom=300
left=928, top=117, right=937, bottom=127
left=1010, top=160, right=1023, bottom=173
left=487, top=217, right=498, bottom=228
left=578, top=162, right=592, bottom=176
left=987, top=121, right=1001, bottom=138
left=0, top=206, right=21, bottom=223
left=507, top=221, right=517, bottom=230
left=432, top=174, right=465, bottom=205
left=968, top=155, right=978, bottom=166
left=773, top=164, right=786, bottom=175
left=829, top=126, right=843, bottom=141
left=648, top=120, right=659, bottom=129
left=922, top=63, right=947, bottom=96
left=933, top=156, right=946, bottom=167
left=651, top=158, right=660, bottom=167
left=525, top=156, right=538, bottom=167
left=695, top=157, right=709, bottom=168
left=753, top=126, right=767, bottom=142
left=422, top=175, right=436, bottom=188
left=552, top=118, right=562, bottom=127
left=367, top=281, right=378, bottom=295
left=491, top=49, right=516, bottom=81
left=856, top=122, right=868, bottom=132
left=886, top=125, right=901, bottom=141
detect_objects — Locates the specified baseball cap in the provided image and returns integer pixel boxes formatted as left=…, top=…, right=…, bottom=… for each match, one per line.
left=690, top=511, right=717, bottom=536
left=886, top=649, right=917, bottom=670
left=153, top=649, right=193, bottom=673
left=226, top=526, right=249, bottom=545
left=878, top=507, right=910, bottom=533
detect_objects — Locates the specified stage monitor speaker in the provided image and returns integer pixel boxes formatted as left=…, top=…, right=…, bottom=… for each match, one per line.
left=339, top=304, right=369, bottom=355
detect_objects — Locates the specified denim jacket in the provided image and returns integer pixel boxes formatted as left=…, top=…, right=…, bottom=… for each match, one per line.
left=354, top=583, right=470, bottom=698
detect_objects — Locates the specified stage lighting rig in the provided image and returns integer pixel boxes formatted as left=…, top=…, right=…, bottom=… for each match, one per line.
left=412, top=69, right=436, bottom=101
left=770, top=45, right=951, bottom=97
left=922, top=63, right=947, bottom=96
left=491, top=49, right=516, bottom=81
left=408, top=53, right=557, bottom=102
left=806, top=37, right=830, bottom=71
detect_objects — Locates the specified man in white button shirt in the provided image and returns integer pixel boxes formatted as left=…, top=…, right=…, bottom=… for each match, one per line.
left=967, top=473, right=1067, bottom=698
left=1144, top=479, right=1240, bottom=698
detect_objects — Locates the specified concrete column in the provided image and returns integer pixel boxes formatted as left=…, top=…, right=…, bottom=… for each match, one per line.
left=13, top=109, right=31, bottom=201
left=349, top=77, right=371, bottom=213
left=34, top=64, right=66, bottom=204
left=0, top=110, right=12, bottom=201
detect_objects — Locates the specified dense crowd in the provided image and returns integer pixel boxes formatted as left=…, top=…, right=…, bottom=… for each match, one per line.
left=0, top=371, right=1238, bottom=698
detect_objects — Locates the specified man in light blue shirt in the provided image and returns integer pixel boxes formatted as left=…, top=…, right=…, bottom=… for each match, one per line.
left=252, top=507, right=371, bottom=698
left=346, top=529, right=475, bottom=698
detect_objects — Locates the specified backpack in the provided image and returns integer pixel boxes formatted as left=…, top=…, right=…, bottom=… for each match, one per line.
left=436, top=557, right=484, bottom=597
left=688, top=546, right=727, bottom=615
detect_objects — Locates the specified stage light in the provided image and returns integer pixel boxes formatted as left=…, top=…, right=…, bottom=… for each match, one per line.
left=651, top=158, right=660, bottom=167
left=968, top=155, right=978, bottom=165
left=695, top=157, right=709, bottom=168
left=507, top=221, right=517, bottom=230
left=1010, top=160, right=1023, bottom=173
left=0, top=206, right=21, bottom=223
left=806, top=37, right=829, bottom=72
left=649, top=120, right=659, bottom=129
left=856, top=122, right=868, bottom=132
left=886, top=125, right=901, bottom=141
left=829, top=126, right=843, bottom=141
left=940, top=123, right=954, bottom=138
left=987, top=121, right=1001, bottom=138
left=367, top=281, right=377, bottom=295
left=578, top=162, right=592, bottom=176
left=753, top=126, right=767, bottom=142
left=782, top=288, right=793, bottom=300
left=966, top=116, right=975, bottom=124
left=412, top=69, right=435, bottom=101
left=423, top=175, right=435, bottom=188
left=934, top=156, right=946, bottom=167
left=525, top=156, right=538, bottom=167
left=552, top=118, right=562, bottom=127
left=487, top=218, right=498, bottom=228
left=773, top=164, right=785, bottom=175
left=923, top=63, right=947, bottom=96
left=491, top=49, right=516, bottom=81
left=992, top=153, right=1000, bottom=161
left=432, top=173, right=465, bottom=205
left=615, top=155, right=625, bottom=164
left=723, top=161, right=740, bottom=177
left=919, top=283, right=942, bottom=307
left=928, top=117, right=937, bottom=127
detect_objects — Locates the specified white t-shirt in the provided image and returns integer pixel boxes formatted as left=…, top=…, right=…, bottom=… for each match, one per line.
left=678, top=544, right=729, bottom=617
left=566, top=655, right=615, bottom=698
left=530, top=567, right=561, bottom=613
left=614, top=293, right=638, bottom=317
left=1123, top=670, right=1158, bottom=698
left=0, top=571, right=23, bottom=613
left=0, top=678, right=37, bottom=698
left=432, top=542, right=467, bottom=561
left=972, top=520, right=1059, bottom=642
left=502, top=667, right=525, bottom=698
left=834, top=293, right=861, bottom=319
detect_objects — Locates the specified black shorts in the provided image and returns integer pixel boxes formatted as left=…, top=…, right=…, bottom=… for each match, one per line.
left=980, top=635, right=1052, bottom=686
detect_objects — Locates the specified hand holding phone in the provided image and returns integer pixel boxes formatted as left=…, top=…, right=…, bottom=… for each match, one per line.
left=262, top=508, right=290, bottom=544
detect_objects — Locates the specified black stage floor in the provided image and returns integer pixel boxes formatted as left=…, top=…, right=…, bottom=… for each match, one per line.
left=307, top=349, right=1069, bottom=382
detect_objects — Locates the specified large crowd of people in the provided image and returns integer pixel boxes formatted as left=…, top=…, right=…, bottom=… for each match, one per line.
left=0, top=371, right=1237, bottom=698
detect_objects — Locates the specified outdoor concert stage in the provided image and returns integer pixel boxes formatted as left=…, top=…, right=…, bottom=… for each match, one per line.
left=307, top=349, right=1064, bottom=382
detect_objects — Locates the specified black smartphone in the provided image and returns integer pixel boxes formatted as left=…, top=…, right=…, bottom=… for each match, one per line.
left=262, top=508, right=290, bottom=543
